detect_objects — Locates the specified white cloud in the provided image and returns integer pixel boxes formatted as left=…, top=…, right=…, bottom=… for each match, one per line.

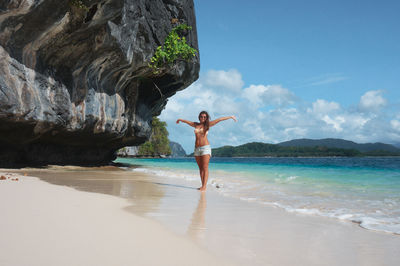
left=321, top=115, right=345, bottom=132
left=242, top=84, right=296, bottom=107
left=203, top=69, right=244, bottom=93
left=308, top=99, right=340, bottom=116
left=341, top=113, right=369, bottom=130
left=159, top=69, right=398, bottom=152
left=391, top=120, right=400, bottom=132
left=164, top=98, right=183, bottom=114
left=307, top=74, right=348, bottom=86
left=284, top=127, right=308, bottom=139
left=359, top=90, right=387, bottom=112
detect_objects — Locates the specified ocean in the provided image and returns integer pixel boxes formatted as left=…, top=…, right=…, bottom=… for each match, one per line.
left=115, top=157, right=400, bottom=235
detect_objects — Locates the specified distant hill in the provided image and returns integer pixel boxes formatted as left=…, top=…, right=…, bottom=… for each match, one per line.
left=212, top=142, right=362, bottom=157
left=169, top=141, right=187, bottom=157
left=278, top=138, right=400, bottom=153
left=211, top=139, right=400, bottom=157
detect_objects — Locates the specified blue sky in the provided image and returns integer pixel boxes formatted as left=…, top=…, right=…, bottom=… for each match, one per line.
left=160, top=0, right=400, bottom=153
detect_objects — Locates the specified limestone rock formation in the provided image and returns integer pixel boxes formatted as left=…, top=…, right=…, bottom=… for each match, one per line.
left=169, top=141, right=186, bottom=157
left=117, top=141, right=186, bottom=158
left=0, top=0, right=199, bottom=166
left=116, top=146, right=139, bottom=157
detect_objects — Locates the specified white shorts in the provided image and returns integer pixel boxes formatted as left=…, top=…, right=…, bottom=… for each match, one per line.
left=194, top=145, right=212, bottom=157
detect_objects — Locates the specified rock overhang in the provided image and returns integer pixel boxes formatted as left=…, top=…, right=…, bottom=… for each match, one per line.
left=0, top=0, right=199, bottom=166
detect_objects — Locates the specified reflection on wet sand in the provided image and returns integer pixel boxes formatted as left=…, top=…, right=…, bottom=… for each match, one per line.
left=187, top=192, right=207, bottom=240
left=20, top=166, right=165, bottom=216
left=14, top=165, right=210, bottom=242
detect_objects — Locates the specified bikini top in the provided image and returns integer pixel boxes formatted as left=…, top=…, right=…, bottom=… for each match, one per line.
left=194, top=127, right=208, bottom=135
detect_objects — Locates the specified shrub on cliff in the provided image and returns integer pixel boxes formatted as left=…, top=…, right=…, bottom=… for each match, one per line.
left=149, top=24, right=197, bottom=73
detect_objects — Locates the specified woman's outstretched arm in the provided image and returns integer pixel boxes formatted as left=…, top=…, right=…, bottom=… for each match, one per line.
left=176, top=119, right=196, bottom=127
left=209, top=116, right=237, bottom=127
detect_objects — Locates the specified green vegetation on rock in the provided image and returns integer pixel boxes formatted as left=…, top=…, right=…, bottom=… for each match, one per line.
left=149, top=24, right=197, bottom=73
left=138, top=117, right=171, bottom=157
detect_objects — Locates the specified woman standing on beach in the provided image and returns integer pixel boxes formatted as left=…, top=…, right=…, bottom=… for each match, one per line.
left=176, top=111, right=237, bottom=191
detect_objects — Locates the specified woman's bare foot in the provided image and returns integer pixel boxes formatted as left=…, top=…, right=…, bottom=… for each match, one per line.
left=199, top=186, right=207, bottom=192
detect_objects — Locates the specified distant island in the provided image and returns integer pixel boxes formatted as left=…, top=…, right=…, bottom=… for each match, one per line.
left=169, top=141, right=187, bottom=157
left=210, top=138, right=400, bottom=157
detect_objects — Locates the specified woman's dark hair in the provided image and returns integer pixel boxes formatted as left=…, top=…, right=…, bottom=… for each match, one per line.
left=198, top=111, right=210, bottom=132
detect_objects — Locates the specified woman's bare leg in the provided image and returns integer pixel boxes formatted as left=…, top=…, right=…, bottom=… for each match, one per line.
left=199, top=155, right=210, bottom=191
left=195, top=156, right=204, bottom=189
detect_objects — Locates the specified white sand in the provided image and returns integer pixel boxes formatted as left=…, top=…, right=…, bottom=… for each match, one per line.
left=0, top=172, right=228, bottom=266
left=2, top=168, right=400, bottom=266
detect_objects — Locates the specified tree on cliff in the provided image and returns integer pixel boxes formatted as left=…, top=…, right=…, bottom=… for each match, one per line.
left=138, top=117, right=171, bottom=157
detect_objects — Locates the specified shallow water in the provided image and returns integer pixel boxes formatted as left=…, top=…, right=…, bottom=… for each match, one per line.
left=115, top=157, right=400, bottom=234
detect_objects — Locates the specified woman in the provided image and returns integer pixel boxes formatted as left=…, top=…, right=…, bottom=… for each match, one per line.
left=176, top=111, right=237, bottom=191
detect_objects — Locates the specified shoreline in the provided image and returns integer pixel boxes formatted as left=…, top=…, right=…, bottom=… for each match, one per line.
left=1, top=167, right=400, bottom=266
left=116, top=156, right=400, bottom=235
left=116, top=155, right=400, bottom=159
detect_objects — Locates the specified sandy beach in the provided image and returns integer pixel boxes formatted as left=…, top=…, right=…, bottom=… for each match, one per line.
left=1, top=166, right=400, bottom=266
left=0, top=170, right=228, bottom=266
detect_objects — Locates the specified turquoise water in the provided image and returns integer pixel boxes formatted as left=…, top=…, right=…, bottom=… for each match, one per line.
left=115, top=157, right=400, bottom=234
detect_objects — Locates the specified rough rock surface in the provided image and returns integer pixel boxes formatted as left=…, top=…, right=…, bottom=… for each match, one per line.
left=0, top=0, right=199, bottom=167
left=117, top=141, right=186, bottom=157
left=169, top=141, right=186, bottom=157
left=116, top=146, right=139, bottom=157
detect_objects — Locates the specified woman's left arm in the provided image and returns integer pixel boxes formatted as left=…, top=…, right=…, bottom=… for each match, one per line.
left=209, top=116, right=237, bottom=127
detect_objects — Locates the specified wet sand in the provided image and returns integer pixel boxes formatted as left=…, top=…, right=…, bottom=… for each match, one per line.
left=1, top=166, right=400, bottom=265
